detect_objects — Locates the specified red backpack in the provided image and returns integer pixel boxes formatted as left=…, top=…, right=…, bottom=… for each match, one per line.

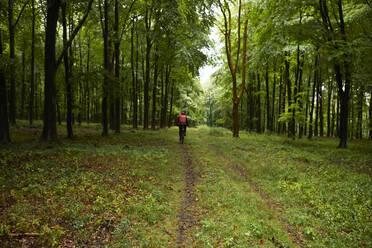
left=178, top=115, right=187, bottom=125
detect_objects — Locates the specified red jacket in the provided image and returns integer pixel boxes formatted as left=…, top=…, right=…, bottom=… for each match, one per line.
left=177, top=115, right=189, bottom=126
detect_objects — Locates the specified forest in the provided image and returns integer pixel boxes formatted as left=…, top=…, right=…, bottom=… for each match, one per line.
left=0, top=0, right=371, bottom=247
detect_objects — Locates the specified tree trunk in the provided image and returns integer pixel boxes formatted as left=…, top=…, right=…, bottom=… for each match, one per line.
left=278, top=67, right=283, bottom=134
left=336, top=0, right=351, bottom=148
left=357, top=86, right=363, bottom=139
left=369, top=90, right=372, bottom=139
left=151, top=47, right=159, bottom=130
left=161, top=65, right=170, bottom=128
left=304, top=74, right=311, bottom=136
left=29, top=0, right=35, bottom=125
left=114, top=0, right=120, bottom=133
left=101, top=0, right=109, bottom=136
left=248, top=74, right=254, bottom=131
left=86, top=37, right=90, bottom=124
left=271, top=62, right=276, bottom=132
left=62, top=2, right=73, bottom=138
left=21, top=47, right=26, bottom=119
left=319, top=71, right=324, bottom=137
left=285, top=52, right=294, bottom=138
left=8, top=0, right=16, bottom=125
left=131, top=19, right=137, bottom=128
left=265, top=65, right=271, bottom=131
left=41, top=0, right=60, bottom=141
left=315, top=69, right=320, bottom=137
left=327, top=74, right=332, bottom=137
left=256, top=73, right=261, bottom=133
left=297, top=56, right=304, bottom=138
left=168, top=82, right=174, bottom=127
left=331, top=89, right=336, bottom=137
left=336, top=94, right=340, bottom=137
left=144, top=7, right=152, bottom=130
left=0, top=29, right=11, bottom=142
left=308, top=55, right=318, bottom=139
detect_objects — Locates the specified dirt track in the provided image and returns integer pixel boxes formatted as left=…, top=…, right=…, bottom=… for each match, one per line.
left=177, top=144, right=199, bottom=247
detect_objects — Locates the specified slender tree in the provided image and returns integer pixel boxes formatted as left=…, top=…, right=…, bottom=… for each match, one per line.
left=0, top=29, right=11, bottom=143
left=219, top=0, right=248, bottom=137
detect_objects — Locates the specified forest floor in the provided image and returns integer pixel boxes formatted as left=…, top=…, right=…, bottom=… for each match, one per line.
left=0, top=122, right=371, bottom=248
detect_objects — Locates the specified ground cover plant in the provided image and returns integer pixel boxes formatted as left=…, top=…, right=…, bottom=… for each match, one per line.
left=1, top=124, right=371, bottom=247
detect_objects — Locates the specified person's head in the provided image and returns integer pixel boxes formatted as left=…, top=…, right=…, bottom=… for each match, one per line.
left=181, top=111, right=186, bottom=115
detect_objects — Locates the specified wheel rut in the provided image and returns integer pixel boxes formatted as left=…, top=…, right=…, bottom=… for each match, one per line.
left=208, top=143, right=305, bottom=248
left=176, top=144, right=199, bottom=247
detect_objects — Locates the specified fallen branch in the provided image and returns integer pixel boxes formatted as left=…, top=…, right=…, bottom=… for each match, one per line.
left=3, top=232, right=40, bottom=237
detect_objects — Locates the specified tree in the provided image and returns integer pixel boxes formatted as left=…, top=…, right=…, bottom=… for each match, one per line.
left=218, top=0, right=248, bottom=137
left=0, top=28, right=11, bottom=143
left=41, top=0, right=93, bottom=141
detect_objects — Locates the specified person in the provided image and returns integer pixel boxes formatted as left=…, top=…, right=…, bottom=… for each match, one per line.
left=176, top=111, right=189, bottom=140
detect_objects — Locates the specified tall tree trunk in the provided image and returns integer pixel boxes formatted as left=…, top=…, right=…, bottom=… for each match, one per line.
left=285, top=52, right=294, bottom=138
left=161, top=65, right=170, bottom=128
left=256, top=73, right=261, bottom=133
left=41, top=0, right=60, bottom=141
left=151, top=47, right=159, bottom=130
left=29, top=0, right=35, bottom=125
left=21, top=47, right=26, bottom=119
left=219, top=0, right=247, bottom=137
left=327, top=74, right=332, bottom=137
left=131, top=19, right=137, bottom=128
left=86, top=37, right=90, bottom=124
left=101, top=0, right=109, bottom=136
left=336, top=0, right=351, bottom=148
left=144, top=6, right=152, bottom=130
left=136, top=30, right=141, bottom=126
left=315, top=70, right=320, bottom=137
left=114, top=0, right=120, bottom=133
left=0, top=29, right=11, bottom=142
left=308, top=55, right=318, bottom=139
left=331, top=89, right=336, bottom=137
left=369, top=89, right=372, bottom=139
left=357, top=86, right=363, bottom=139
left=168, top=81, right=174, bottom=127
left=62, top=2, right=73, bottom=138
left=336, top=94, right=340, bottom=137
left=249, top=74, right=254, bottom=131
left=304, top=73, right=311, bottom=136
left=278, top=68, right=283, bottom=134
left=8, top=0, right=16, bottom=125
left=297, top=56, right=304, bottom=138
left=272, top=62, right=276, bottom=132
left=319, top=71, right=324, bottom=137
left=265, top=65, right=271, bottom=131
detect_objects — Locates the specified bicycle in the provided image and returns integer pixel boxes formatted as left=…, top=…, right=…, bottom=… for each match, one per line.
left=179, top=125, right=186, bottom=144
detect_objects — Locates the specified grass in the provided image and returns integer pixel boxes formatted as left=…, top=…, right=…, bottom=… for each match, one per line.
left=0, top=122, right=371, bottom=247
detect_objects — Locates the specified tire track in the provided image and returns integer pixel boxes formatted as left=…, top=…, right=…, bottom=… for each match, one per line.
left=208, top=143, right=305, bottom=248
left=177, top=144, right=198, bottom=247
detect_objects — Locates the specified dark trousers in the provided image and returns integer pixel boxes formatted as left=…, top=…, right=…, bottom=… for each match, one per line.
left=179, top=125, right=187, bottom=137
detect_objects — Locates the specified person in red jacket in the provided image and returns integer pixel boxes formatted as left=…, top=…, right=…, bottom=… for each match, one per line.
left=176, top=111, right=189, bottom=140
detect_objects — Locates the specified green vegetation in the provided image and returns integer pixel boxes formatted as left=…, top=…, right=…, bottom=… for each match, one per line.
left=1, top=125, right=371, bottom=247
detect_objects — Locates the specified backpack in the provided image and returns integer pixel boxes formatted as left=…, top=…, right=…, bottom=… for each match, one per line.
left=179, top=115, right=187, bottom=125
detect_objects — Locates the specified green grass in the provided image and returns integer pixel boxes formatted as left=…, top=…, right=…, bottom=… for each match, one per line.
left=1, top=123, right=184, bottom=247
left=0, top=123, right=371, bottom=247
left=198, top=128, right=372, bottom=248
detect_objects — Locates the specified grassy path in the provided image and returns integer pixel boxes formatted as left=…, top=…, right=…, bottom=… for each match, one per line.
left=0, top=124, right=371, bottom=247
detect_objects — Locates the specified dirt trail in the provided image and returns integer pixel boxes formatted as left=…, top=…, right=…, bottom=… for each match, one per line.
left=208, top=144, right=305, bottom=248
left=176, top=144, right=199, bottom=247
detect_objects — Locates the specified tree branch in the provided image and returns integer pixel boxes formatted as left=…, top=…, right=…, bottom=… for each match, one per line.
left=56, top=0, right=94, bottom=68
left=119, top=0, right=136, bottom=41
left=14, top=2, right=28, bottom=28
